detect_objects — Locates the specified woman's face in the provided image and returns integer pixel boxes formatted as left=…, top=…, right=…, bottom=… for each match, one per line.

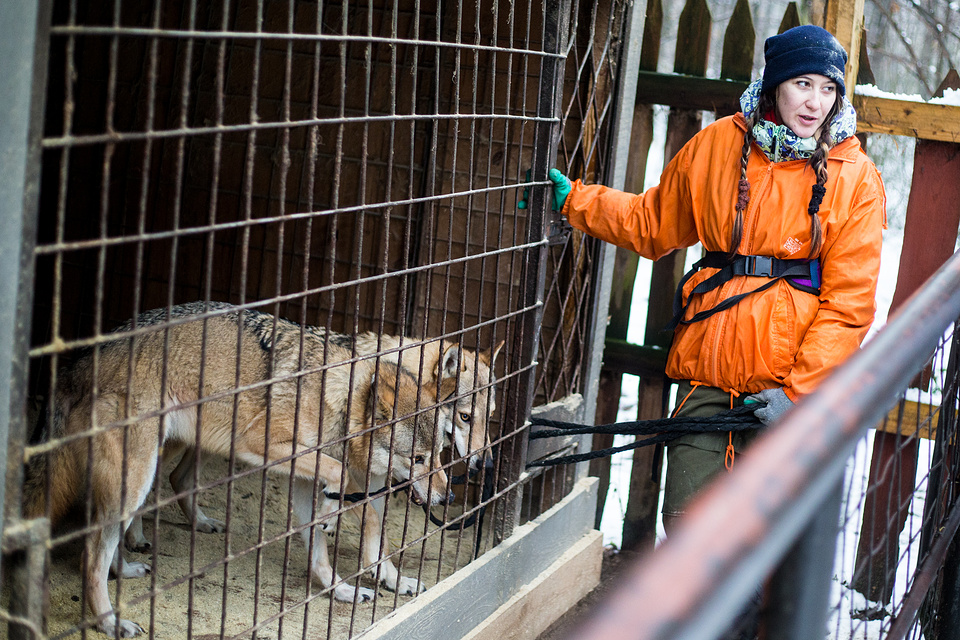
left=775, top=74, right=838, bottom=139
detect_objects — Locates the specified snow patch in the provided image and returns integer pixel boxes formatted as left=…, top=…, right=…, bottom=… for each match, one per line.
left=856, top=84, right=960, bottom=107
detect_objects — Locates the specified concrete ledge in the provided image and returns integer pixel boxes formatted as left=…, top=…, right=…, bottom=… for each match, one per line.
left=358, top=477, right=600, bottom=640
left=461, top=528, right=602, bottom=640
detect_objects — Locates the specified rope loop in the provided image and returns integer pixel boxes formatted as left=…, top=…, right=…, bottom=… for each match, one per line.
left=527, top=404, right=763, bottom=468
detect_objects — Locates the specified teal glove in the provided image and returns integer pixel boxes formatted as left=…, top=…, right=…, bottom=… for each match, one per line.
left=517, top=168, right=572, bottom=211
left=745, top=388, right=794, bottom=426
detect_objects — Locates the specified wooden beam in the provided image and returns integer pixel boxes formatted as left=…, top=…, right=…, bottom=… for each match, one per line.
left=635, top=71, right=745, bottom=113
left=603, top=338, right=669, bottom=377
left=875, top=401, right=937, bottom=440
left=460, top=530, right=603, bottom=640
left=824, top=0, right=865, bottom=94
left=633, top=71, right=960, bottom=143
left=854, top=94, right=960, bottom=143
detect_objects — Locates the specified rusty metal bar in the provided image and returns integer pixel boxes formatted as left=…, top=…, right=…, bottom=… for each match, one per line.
left=0, top=0, right=50, bottom=539
left=495, top=0, right=569, bottom=543
left=570, top=249, right=960, bottom=640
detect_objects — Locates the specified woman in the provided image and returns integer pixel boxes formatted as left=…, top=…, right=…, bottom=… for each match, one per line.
left=533, top=25, right=886, bottom=527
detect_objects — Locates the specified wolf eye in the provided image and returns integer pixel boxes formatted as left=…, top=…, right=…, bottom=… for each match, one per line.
left=414, top=455, right=425, bottom=464
left=459, top=412, right=471, bottom=423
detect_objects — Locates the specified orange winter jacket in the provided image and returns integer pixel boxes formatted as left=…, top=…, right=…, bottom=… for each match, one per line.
left=563, top=114, right=886, bottom=401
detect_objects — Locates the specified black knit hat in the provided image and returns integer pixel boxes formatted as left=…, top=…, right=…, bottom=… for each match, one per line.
left=761, top=25, right=848, bottom=96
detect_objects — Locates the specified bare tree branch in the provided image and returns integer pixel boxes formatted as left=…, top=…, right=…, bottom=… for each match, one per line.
left=866, top=0, right=936, bottom=96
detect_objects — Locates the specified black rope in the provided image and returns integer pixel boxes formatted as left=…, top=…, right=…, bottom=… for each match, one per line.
left=323, top=484, right=391, bottom=503
left=527, top=404, right=763, bottom=468
left=325, top=456, right=494, bottom=530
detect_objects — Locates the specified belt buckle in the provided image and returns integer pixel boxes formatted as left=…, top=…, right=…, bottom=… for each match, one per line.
left=747, top=256, right=774, bottom=277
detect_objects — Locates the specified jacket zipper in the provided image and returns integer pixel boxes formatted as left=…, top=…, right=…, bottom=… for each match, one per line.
left=708, top=161, right=773, bottom=386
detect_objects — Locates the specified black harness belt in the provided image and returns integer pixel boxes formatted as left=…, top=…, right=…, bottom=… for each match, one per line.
left=667, top=252, right=821, bottom=330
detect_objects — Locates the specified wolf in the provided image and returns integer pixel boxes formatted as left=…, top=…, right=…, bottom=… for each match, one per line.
left=125, top=331, right=503, bottom=555
left=22, top=302, right=451, bottom=637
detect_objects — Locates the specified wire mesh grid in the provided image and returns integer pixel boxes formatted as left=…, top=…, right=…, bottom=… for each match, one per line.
left=2, top=0, right=630, bottom=638
left=828, top=323, right=960, bottom=640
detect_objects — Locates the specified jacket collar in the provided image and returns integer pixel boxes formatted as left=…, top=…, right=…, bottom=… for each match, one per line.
left=732, top=112, right=861, bottom=163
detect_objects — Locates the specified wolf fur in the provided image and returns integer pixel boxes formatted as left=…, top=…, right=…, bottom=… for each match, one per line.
left=22, top=302, right=451, bottom=637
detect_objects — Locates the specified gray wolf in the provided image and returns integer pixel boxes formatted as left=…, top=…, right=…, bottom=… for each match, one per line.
left=22, top=302, right=451, bottom=637
left=126, top=331, right=502, bottom=566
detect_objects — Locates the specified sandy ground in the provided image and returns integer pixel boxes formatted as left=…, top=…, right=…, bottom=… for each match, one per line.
left=3, top=455, right=490, bottom=640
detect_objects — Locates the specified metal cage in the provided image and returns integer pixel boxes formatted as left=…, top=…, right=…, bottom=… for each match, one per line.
left=1, top=0, right=635, bottom=638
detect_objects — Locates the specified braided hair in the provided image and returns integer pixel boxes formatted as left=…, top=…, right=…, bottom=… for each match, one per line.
left=729, top=90, right=842, bottom=260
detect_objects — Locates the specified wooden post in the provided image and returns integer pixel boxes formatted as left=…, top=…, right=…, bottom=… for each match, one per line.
left=823, top=0, right=865, bottom=94
left=643, top=0, right=710, bottom=349
left=778, top=2, right=803, bottom=33
left=593, top=0, right=662, bottom=532
left=855, top=27, right=875, bottom=149
left=852, top=70, right=960, bottom=605
left=721, top=0, right=755, bottom=83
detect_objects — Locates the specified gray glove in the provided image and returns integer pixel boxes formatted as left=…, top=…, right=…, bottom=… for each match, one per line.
left=745, top=388, right=794, bottom=426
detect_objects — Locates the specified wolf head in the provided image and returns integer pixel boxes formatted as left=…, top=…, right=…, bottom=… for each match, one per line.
left=434, top=340, right=503, bottom=472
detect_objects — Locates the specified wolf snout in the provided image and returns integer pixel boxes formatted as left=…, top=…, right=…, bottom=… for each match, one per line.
left=469, top=452, right=494, bottom=474
left=411, top=488, right=454, bottom=506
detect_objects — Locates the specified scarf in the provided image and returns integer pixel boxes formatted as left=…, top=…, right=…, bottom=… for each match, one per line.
left=739, top=79, right=858, bottom=162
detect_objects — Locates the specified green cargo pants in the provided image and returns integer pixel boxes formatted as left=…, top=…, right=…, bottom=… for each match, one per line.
left=662, top=381, right=762, bottom=532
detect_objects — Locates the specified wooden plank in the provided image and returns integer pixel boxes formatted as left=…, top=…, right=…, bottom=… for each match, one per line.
left=638, top=0, right=663, bottom=74
left=643, top=0, right=709, bottom=356
left=721, top=0, right=754, bottom=83
left=778, top=2, right=802, bottom=33
left=875, top=401, right=937, bottom=440
left=602, top=338, right=669, bottom=377
left=630, top=70, right=960, bottom=144
left=621, top=377, right=667, bottom=552
left=824, top=0, right=865, bottom=94
left=460, top=530, right=603, bottom=640
left=855, top=94, right=960, bottom=143
left=636, top=71, right=747, bottom=114
left=626, top=0, right=662, bottom=190
left=674, top=0, right=711, bottom=77
left=356, top=478, right=599, bottom=640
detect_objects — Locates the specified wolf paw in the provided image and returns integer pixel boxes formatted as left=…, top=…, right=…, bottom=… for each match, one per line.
left=332, top=583, right=375, bottom=603
left=124, top=530, right=151, bottom=553
left=120, top=561, right=151, bottom=578
left=100, top=616, right=144, bottom=637
left=195, top=515, right=226, bottom=534
left=390, top=576, right=425, bottom=596
left=125, top=539, right=152, bottom=553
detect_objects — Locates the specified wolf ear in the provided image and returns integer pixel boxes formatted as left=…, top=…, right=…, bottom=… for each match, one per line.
left=479, top=340, right=505, bottom=367
left=438, top=343, right=462, bottom=380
